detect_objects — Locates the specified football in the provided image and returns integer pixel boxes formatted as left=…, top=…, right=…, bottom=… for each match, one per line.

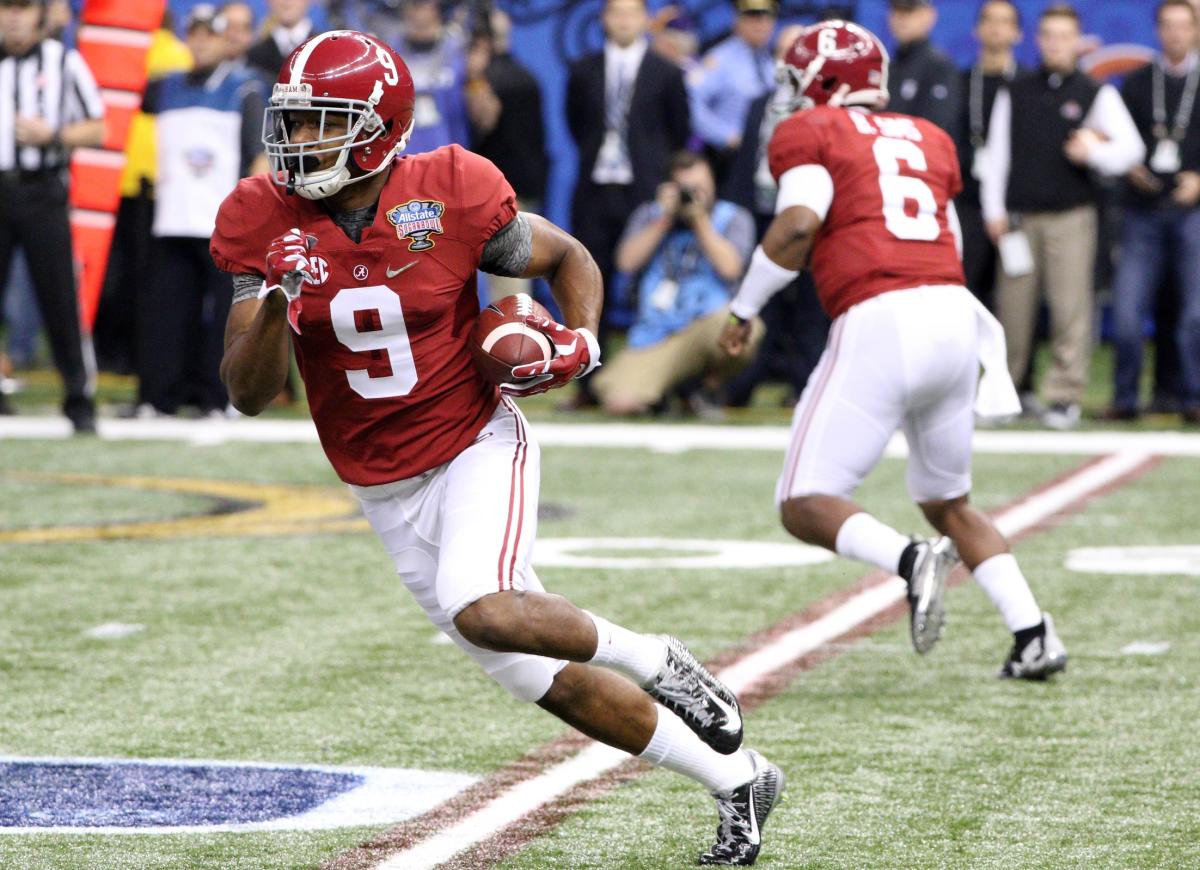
left=470, top=293, right=555, bottom=385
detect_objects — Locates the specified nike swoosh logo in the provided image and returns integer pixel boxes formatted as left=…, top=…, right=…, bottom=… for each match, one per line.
left=386, top=262, right=418, bottom=278
left=707, top=687, right=742, bottom=735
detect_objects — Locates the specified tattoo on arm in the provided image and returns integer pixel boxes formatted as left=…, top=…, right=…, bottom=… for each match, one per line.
left=231, top=272, right=262, bottom=305
left=480, top=213, right=533, bottom=277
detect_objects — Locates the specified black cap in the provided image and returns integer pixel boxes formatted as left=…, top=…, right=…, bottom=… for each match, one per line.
left=735, top=0, right=778, bottom=15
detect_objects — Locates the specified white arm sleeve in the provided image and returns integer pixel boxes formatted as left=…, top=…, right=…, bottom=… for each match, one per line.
left=729, top=246, right=801, bottom=320
left=946, top=200, right=963, bottom=262
left=1083, top=84, right=1147, bottom=176
left=980, top=88, right=1011, bottom=224
left=775, top=164, right=835, bottom=220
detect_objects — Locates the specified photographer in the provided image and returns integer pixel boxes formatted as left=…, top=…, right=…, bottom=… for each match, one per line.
left=594, top=151, right=761, bottom=416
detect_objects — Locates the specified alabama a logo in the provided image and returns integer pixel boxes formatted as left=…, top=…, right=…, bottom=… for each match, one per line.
left=386, top=199, right=446, bottom=252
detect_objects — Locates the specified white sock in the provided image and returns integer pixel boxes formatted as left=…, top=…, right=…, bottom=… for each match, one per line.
left=586, top=612, right=667, bottom=687
left=639, top=704, right=755, bottom=793
left=834, top=512, right=912, bottom=574
left=972, top=553, right=1043, bottom=632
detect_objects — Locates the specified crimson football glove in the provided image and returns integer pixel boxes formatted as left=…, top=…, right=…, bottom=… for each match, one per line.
left=501, top=315, right=601, bottom=396
left=260, top=228, right=320, bottom=302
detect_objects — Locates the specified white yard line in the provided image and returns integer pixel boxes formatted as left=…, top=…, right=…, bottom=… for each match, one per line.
left=3, top=416, right=1200, bottom=456
left=371, top=450, right=1153, bottom=870
left=81, top=622, right=145, bottom=640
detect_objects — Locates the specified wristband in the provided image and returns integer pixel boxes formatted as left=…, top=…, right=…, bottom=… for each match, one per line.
left=576, top=326, right=602, bottom=376
left=729, top=246, right=800, bottom=320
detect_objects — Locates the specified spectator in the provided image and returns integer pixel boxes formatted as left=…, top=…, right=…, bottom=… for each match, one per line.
left=956, top=0, right=1025, bottom=314
left=135, top=5, right=265, bottom=417
left=95, top=10, right=192, bottom=377
left=720, top=23, right=828, bottom=408
left=220, top=1, right=255, bottom=63
left=468, top=9, right=548, bottom=301
left=651, top=7, right=700, bottom=74
left=396, top=0, right=470, bottom=153
left=245, top=0, right=315, bottom=80
left=0, top=0, right=104, bottom=432
left=1108, top=0, right=1200, bottom=423
left=981, top=3, right=1144, bottom=429
left=689, top=0, right=776, bottom=181
left=593, top=151, right=761, bottom=416
left=886, top=0, right=961, bottom=134
left=566, top=0, right=690, bottom=392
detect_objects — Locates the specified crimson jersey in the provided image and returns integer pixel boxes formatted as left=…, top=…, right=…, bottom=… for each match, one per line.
left=768, top=106, right=965, bottom=318
left=211, top=145, right=516, bottom=486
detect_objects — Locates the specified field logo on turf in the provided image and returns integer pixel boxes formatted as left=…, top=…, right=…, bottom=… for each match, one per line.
left=0, top=757, right=476, bottom=834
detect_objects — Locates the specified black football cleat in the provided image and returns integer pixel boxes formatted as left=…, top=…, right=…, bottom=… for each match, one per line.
left=1000, top=612, right=1068, bottom=679
left=698, top=749, right=785, bottom=866
left=906, top=536, right=957, bottom=654
left=644, top=635, right=743, bottom=755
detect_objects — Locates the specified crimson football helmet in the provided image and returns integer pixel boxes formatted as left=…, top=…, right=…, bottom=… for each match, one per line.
left=263, top=30, right=415, bottom=200
left=777, top=20, right=889, bottom=113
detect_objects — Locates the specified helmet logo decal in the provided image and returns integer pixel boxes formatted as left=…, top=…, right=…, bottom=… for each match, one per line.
left=386, top=200, right=445, bottom=252
left=376, top=48, right=400, bottom=86
left=818, top=27, right=838, bottom=56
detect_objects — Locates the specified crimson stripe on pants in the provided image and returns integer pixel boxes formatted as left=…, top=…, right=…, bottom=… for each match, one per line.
left=496, top=399, right=526, bottom=591
left=780, top=317, right=846, bottom=497
left=506, top=400, right=530, bottom=589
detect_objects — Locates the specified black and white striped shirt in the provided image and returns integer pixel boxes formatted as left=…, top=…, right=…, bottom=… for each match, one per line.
left=0, top=38, right=104, bottom=172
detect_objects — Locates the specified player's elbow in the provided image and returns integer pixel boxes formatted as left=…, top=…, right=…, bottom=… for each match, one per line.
left=221, top=364, right=270, bottom=417
left=777, top=206, right=819, bottom=244
left=229, top=394, right=267, bottom=417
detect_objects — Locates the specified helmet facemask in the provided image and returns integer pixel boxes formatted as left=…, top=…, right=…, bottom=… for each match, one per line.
left=263, top=82, right=411, bottom=200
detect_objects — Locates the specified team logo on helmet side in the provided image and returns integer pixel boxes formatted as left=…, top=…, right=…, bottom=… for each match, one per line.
left=386, top=200, right=446, bottom=251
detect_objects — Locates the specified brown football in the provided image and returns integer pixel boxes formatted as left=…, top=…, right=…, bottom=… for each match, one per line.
left=470, top=293, right=555, bottom=385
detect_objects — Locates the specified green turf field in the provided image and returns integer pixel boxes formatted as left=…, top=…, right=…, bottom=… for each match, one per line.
left=1, top=436, right=1197, bottom=869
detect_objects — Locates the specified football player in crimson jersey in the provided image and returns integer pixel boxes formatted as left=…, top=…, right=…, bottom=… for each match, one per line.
left=720, top=21, right=1067, bottom=679
left=211, top=31, right=782, bottom=865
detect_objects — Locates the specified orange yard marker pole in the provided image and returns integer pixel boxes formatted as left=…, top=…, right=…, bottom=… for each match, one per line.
left=70, top=0, right=166, bottom=330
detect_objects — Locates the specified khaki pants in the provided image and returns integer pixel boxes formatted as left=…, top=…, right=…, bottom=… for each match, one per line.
left=994, top=205, right=1097, bottom=406
left=593, top=306, right=764, bottom=410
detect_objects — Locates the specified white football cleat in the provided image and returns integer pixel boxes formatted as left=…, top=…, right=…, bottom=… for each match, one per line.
left=906, top=536, right=957, bottom=654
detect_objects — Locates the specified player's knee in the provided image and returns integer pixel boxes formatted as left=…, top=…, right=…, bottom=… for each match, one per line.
left=452, top=591, right=521, bottom=652
left=490, top=656, right=560, bottom=703
left=780, top=495, right=821, bottom=543
left=920, top=496, right=968, bottom=535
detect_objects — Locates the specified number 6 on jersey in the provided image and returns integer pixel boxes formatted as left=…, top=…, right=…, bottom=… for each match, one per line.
left=873, top=137, right=940, bottom=242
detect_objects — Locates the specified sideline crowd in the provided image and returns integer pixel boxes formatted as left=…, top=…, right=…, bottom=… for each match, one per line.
left=1, top=0, right=1197, bottom=431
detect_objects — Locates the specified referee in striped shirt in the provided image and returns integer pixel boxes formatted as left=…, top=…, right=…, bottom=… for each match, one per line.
left=0, top=0, right=104, bottom=432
